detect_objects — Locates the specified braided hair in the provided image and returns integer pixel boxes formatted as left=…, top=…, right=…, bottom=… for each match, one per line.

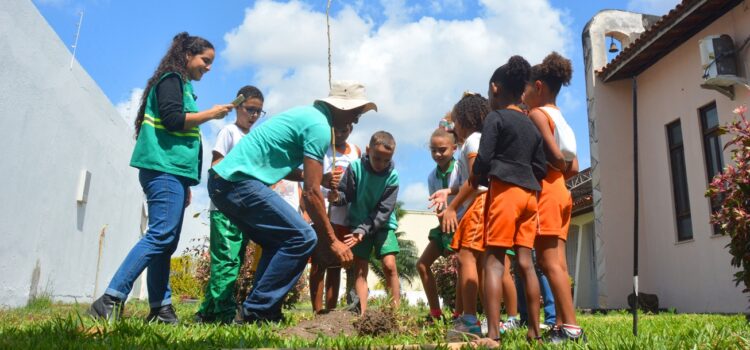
left=134, top=32, right=214, bottom=136
left=452, top=93, right=490, bottom=134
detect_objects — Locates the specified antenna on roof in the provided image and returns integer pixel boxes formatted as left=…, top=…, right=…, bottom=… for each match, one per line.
left=70, top=10, right=84, bottom=70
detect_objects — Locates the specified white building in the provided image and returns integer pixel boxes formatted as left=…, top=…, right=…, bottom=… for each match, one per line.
left=0, top=0, right=206, bottom=307
left=582, top=0, right=749, bottom=312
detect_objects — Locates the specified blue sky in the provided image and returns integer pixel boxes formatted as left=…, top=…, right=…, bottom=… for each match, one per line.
left=34, top=0, right=679, bottom=213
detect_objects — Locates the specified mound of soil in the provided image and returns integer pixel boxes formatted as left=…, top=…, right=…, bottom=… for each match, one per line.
left=353, top=308, right=397, bottom=336
left=280, top=310, right=358, bottom=341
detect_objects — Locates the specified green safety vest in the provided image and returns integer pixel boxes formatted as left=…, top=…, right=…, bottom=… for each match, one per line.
left=130, top=72, right=202, bottom=185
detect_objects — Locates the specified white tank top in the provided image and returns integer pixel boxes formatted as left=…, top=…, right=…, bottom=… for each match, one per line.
left=539, top=106, right=577, bottom=162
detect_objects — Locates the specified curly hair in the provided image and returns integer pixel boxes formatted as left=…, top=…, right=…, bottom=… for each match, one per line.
left=134, top=32, right=214, bottom=136
left=530, top=51, right=572, bottom=95
left=452, top=93, right=489, bottom=134
left=489, top=55, right=531, bottom=101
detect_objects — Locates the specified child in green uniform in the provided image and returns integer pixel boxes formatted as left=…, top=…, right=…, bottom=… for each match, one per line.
left=195, top=86, right=265, bottom=324
left=417, top=127, right=461, bottom=322
left=329, top=131, right=400, bottom=314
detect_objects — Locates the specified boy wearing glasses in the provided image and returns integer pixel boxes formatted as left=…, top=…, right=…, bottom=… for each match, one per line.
left=195, top=85, right=265, bottom=324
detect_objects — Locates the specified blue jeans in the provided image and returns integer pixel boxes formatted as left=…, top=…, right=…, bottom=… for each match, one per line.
left=106, top=169, right=189, bottom=308
left=208, top=173, right=316, bottom=318
left=513, top=250, right=556, bottom=325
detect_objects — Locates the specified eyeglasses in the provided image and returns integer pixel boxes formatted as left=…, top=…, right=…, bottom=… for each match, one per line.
left=244, top=107, right=266, bottom=117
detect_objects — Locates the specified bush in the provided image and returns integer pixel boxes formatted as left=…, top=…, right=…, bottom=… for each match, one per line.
left=706, top=105, right=750, bottom=307
left=188, top=237, right=306, bottom=309
left=169, top=256, right=204, bottom=299
left=433, top=254, right=458, bottom=310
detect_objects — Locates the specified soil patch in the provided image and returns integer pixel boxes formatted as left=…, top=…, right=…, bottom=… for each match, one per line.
left=280, top=310, right=358, bottom=341
left=353, top=308, right=398, bottom=336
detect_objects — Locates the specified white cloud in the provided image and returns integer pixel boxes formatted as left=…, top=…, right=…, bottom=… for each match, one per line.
left=115, top=87, right=143, bottom=129
left=401, top=181, right=430, bottom=210
left=627, top=0, right=680, bottom=15
left=221, top=0, right=571, bottom=148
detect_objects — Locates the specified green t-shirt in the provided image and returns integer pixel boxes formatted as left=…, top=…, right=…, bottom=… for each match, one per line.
left=213, top=103, right=333, bottom=185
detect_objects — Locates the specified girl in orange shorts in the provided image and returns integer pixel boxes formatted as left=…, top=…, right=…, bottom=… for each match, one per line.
left=431, top=92, right=489, bottom=340
left=471, top=55, right=548, bottom=344
left=523, top=52, right=585, bottom=342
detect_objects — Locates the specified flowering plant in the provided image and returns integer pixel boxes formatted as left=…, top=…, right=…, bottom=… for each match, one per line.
left=705, top=105, right=750, bottom=305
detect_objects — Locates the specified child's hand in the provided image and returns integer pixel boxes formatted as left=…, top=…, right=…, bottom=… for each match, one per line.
left=438, top=207, right=458, bottom=233
left=327, top=190, right=339, bottom=203
left=428, top=189, right=451, bottom=212
left=330, top=167, right=344, bottom=189
left=343, top=230, right=364, bottom=247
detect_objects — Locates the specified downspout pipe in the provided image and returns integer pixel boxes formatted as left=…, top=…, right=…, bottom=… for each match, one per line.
left=632, top=76, right=639, bottom=337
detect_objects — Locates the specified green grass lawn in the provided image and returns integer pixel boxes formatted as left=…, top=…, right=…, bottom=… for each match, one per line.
left=0, top=297, right=747, bottom=349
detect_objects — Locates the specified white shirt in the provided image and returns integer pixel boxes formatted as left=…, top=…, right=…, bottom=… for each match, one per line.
left=322, top=142, right=361, bottom=226
left=457, top=132, right=488, bottom=193
left=272, top=180, right=303, bottom=214
left=209, top=124, right=248, bottom=210
left=539, top=106, right=577, bottom=162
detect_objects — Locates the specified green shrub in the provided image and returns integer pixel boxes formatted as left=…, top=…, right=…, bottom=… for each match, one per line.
left=169, top=256, right=204, bottom=300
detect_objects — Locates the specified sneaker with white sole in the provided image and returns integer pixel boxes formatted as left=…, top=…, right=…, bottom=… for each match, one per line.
left=447, top=316, right=482, bottom=341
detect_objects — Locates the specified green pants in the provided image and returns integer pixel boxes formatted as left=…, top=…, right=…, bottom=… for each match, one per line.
left=197, top=210, right=248, bottom=323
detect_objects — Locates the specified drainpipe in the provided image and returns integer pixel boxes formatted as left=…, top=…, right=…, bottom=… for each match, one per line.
left=631, top=76, right=639, bottom=337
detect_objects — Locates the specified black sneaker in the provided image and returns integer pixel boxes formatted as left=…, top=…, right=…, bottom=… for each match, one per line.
left=234, top=309, right=284, bottom=325
left=147, top=304, right=179, bottom=324
left=89, top=294, right=124, bottom=322
left=193, top=312, right=216, bottom=324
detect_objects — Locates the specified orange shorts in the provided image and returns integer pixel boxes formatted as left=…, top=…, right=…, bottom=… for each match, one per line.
left=537, top=169, right=572, bottom=240
left=450, top=192, right=487, bottom=252
left=484, top=178, right=538, bottom=249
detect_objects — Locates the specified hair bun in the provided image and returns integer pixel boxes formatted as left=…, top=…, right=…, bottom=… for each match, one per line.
left=506, top=55, right=531, bottom=79
left=542, top=51, right=573, bottom=86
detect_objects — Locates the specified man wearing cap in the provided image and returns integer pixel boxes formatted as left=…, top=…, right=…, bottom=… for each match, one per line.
left=208, top=80, right=377, bottom=323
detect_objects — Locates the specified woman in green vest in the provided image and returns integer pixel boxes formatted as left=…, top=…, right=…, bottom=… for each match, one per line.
left=89, top=32, right=233, bottom=324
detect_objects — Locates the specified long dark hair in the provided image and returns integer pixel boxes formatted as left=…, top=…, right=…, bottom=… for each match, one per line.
left=134, top=32, right=214, bottom=136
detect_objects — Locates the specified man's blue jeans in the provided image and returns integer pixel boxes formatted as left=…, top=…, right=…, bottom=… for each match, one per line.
left=208, top=173, right=317, bottom=318
left=513, top=250, right=556, bottom=325
left=106, top=169, right=188, bottom=308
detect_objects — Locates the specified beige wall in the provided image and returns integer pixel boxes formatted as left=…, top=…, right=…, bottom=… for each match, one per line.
left=591, top=6, right=749, bottom=312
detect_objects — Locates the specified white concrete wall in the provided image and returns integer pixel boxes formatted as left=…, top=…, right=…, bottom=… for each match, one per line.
left=0, top=0, right=207, bottom=306
left=586, top=6, right=749, bottom=312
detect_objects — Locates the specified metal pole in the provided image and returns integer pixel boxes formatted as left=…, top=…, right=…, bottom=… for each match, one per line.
left=632, top=76, right=639, bottom=337
left=69, top=11, right=84, bottom=70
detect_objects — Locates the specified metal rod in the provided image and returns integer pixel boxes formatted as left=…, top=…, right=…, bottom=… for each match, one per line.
left=69, top=11, right=84, bottom=70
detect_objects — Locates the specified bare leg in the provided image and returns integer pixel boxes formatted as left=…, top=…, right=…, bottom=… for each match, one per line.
left=536, top=237, right=577, bottom=326
left=381, top=254, right=400, bottom=309
left=458, top=248, right=480, bottom=317
left=502, top=254, right=518, bottom=317
left=417, top=241, right=443, bottom=312
left=454, top=255, right=463, bottom=316
left=516, top=247, right=541, bottom=340
left=483, top=247, right=506, bottom=340
left=354, top=257, right=370, bottom=315
left=309, top=263, right=325, bottom=313
left=324, top=267, right=342, bottom=310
